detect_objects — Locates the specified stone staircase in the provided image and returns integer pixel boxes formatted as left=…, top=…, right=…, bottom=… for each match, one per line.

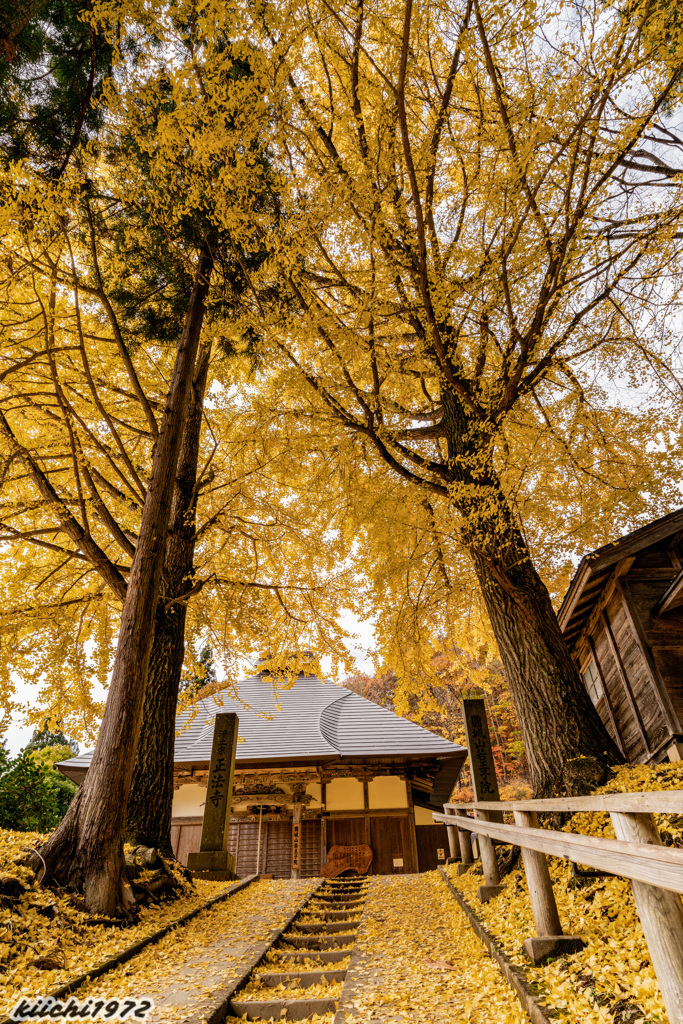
left=227, top=876, right=369, bottom=1022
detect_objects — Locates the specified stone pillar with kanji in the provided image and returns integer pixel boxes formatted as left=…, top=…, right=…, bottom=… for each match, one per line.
left=187, top=712, right=238, bottom=880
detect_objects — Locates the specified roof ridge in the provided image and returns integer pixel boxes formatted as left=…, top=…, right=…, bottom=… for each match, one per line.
left=317, top=689, right=352, bottom=754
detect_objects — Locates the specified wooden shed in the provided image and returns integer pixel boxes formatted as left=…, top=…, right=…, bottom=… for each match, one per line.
left=58, top=669, right=465, bottom=878
left=558, top=508, right=683, bottom=765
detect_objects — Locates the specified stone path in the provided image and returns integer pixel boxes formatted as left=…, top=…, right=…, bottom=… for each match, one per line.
left=74, top=878, right=317, bottom=1023
left=336, top=873, right=530, bottom=1024
left=72, top=872, right=531, bottom=1023
left=226, top=875, right=369, bottom=1022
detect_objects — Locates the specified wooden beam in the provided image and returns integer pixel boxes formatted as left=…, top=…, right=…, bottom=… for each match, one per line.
left=443, top=789, right=683, bottom=814
left=433, top=813, right=683, bottom=894
left=654, top=568, right=683, bottom=617
left=588, top=635, right=626, bottom=758
left=569, top=557, right=635, bottom=656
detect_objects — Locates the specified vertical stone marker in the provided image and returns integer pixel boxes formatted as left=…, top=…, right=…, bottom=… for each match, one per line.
left=462, top=699, right=505, bottom=902
left=187, top=712, right=238, bottom=880
left=462, top=698, right=503, bottom=821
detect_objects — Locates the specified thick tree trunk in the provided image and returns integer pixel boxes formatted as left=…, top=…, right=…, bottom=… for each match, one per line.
left=442, top=393, right=623, bottom=796
left=125, top=344, right=212, bottom=855
left=32, top=252, right=213, bottom=913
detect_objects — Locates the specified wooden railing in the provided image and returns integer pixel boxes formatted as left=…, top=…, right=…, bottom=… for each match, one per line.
left=433, top=791, right=683, bottom=1024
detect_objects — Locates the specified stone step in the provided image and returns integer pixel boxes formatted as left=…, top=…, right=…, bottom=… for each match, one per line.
left=315, top=894, right=366, bottom=904
left=271, top=949, right=349, bottom=964
left=301, top=908, right=361, bottom=919
left=322, top=883, right=367, bottom=890
left=295, top=920, right=360, bottom=933
left=229, top=997, right=337, bottom=1020
left=256, top=969, right=346, bottom=986
left=280, top=932, right=357, bottom=948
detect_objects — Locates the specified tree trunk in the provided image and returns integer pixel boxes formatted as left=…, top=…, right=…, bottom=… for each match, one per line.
left=32, top=251, right=213, bottom=914
left=124, top=343, right=212, bottom=855
left=442, top=392, right=623, bottom=796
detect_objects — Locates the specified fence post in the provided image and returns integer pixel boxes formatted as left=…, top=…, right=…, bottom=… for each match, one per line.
left=475, top=809, right=505, bottom=903
left=445, top=807, right=459, bottom=863
left=456, top=811, right=474, bottom=875
left=513, top=809, right=585, bottom=963
left=611, top=811, right=683, bottom=1024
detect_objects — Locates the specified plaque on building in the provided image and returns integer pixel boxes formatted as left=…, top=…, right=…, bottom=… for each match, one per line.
left=187, top=712, right=238, bottom=879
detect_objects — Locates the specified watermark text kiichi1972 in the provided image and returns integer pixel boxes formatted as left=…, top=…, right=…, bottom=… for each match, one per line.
left=10, top=996, right=155, bottom=1021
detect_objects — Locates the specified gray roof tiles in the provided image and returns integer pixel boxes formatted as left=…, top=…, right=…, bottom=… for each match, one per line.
left=57, top=672, right=464, bottom=778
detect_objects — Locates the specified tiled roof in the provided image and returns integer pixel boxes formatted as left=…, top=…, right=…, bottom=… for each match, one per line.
left=57, top=672, right=464, bottom=779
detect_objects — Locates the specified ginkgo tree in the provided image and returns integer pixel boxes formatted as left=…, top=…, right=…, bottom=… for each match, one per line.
left=223, top=0, right=683, bottom=794
left=0, top=1, right=351, bottom=910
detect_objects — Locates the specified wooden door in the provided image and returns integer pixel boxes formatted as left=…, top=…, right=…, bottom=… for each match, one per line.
left=265, top=821, right=292, bottom=878
left=171, top=821, right=202, bottom=865
left=327, top=816, right=367, bottom=848
left=370, top=815, right=414, bottom=874
left=234, top=822, right=262, bottom=877
left=415, top=825, right=449, bottom=872
left=300, top=819, right=321, bottom=877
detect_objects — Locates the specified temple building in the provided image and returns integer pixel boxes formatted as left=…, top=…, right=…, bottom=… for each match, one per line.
left=58, top=668, right=465, bottom=878
left=559, top=507, right=683, bottom=765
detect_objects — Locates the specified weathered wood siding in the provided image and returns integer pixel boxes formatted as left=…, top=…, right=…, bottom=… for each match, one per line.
left=625, top=575, right=683, bottom=731
left=581, top=552, right=682, bottom=764
left=590, top=591, right=651, bottom=762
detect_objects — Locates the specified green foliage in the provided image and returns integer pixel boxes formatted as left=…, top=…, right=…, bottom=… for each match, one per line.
left=179, top=644, right=217, bottom=698
left=0, top=0, right=113, bottom=174
left=0, top=744, right=76, bottom=832
left=24, top=722, right=79, bottom=756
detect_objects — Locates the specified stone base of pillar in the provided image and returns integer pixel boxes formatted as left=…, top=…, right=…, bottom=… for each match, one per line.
left=477, top=884, right=505, bottom=903
left=523, top=935, right=585, bottom=964
left=187, top=849, right=236, bottom=880
left=456, top=863, right=472, bottom=875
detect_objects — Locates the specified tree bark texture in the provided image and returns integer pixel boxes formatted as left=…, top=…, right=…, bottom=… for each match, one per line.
left=33, top=251, right=214, bottom=914
left=124, top=343, right=212, bottom=855
left=441, top=392, right=624, bottom=797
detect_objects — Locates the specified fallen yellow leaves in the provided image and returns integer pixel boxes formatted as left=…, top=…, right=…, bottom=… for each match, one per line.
left=446, top=760, right=683, bottom=1023
left=240, top=976, right=343, bottom=999
left=343, top=873, right=529, bottom=1024
left=0, top=828, right=239, bottom=1015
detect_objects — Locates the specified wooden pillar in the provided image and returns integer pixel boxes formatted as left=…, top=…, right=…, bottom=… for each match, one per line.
left=320, top=777, right=328, bottom=868
left=405, top=775, right=420, bottom=874
left=445, top=808, right=459, bottom=862
left=363, top=779, right=372, bottom=846
left=457, top=817, right=474, bottom=876
left=611, top=810, right=683, bottom=1024
left=291, top=801, right=302, bottom=879
left=474, top=809, right=504, bottom=903
left=514, top=810, right=584, bottom=963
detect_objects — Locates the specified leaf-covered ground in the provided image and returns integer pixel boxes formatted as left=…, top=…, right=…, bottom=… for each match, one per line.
left=341, top=873, right=529, bottom=1024
left=0, top=828, right=253, bottom=1015
left=73, top=877, right=317, bottom=1022
left=446, top=762, right=683, bottom=1024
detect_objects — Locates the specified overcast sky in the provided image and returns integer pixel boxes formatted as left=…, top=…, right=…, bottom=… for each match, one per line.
left=2, top=609, right=377, bottom=756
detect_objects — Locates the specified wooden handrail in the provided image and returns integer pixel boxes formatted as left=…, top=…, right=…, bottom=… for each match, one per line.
left=431, top=811, right=683, bottom=894
left=443, top=789, right=683, bottom=815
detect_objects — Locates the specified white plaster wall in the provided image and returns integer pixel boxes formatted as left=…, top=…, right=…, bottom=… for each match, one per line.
left=306, top=782, right=322, bottom=807
left=172, top=783, right=205, bottom=817
left=368, top=775, right=407, bottom=809
left=325, top=777, right=364, bottom=810
left=414, top=804, right=437, bottom=825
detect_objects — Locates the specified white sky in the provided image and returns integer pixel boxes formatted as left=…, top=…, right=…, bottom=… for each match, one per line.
left=2, top=610, right=377, bottom=756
